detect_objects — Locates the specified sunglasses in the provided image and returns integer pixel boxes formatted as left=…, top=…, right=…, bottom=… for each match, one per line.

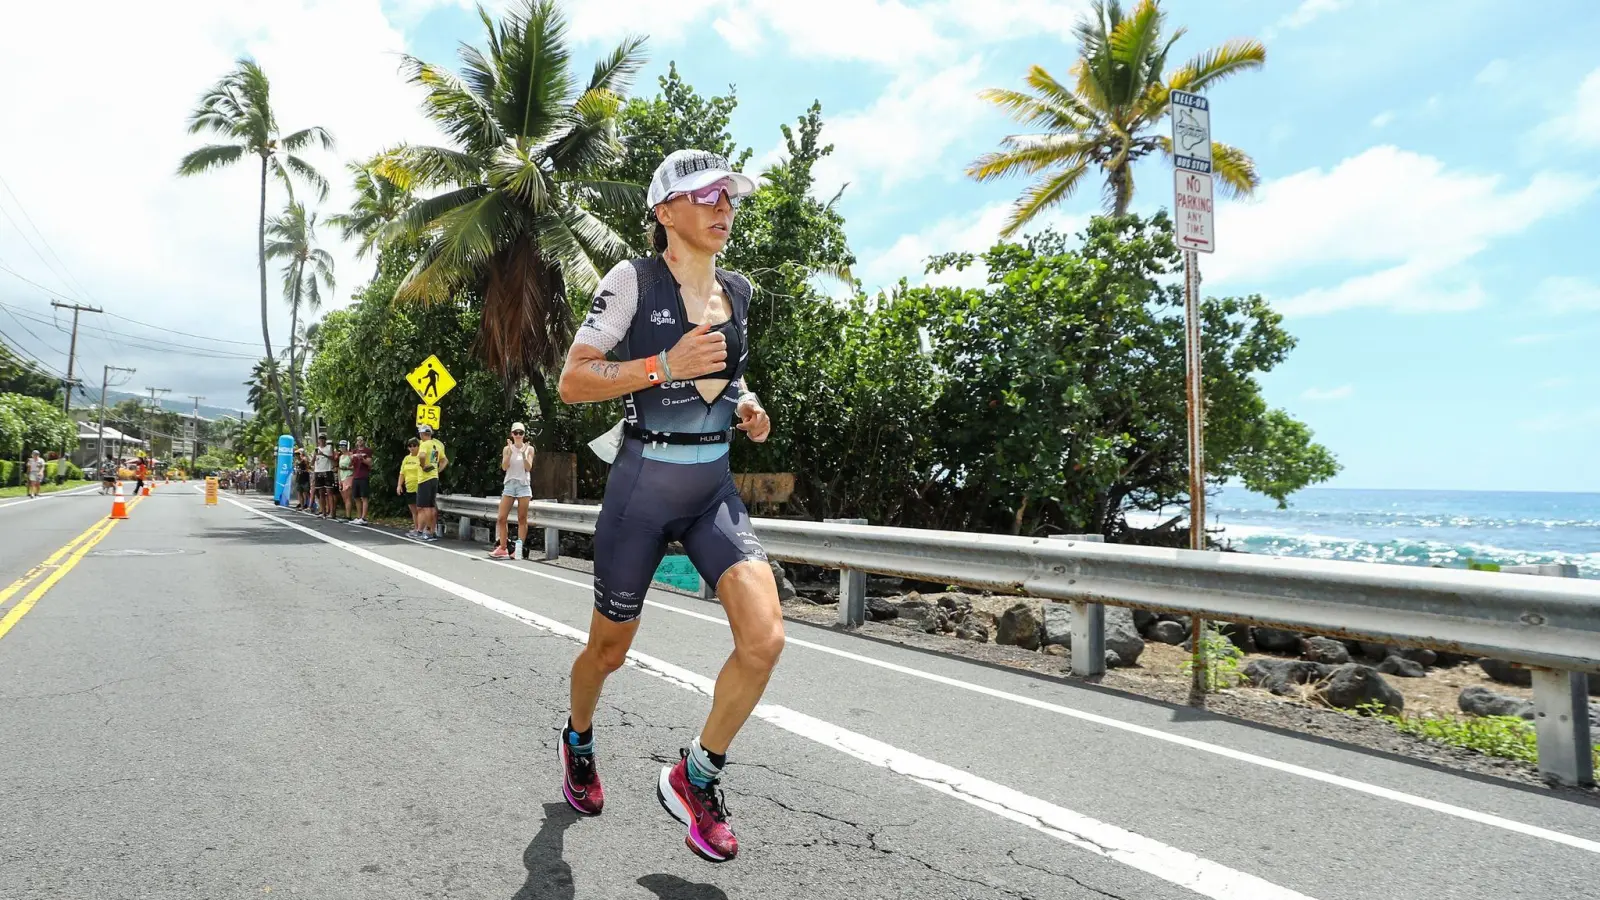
left=511, top=430, right=525, bottom=435
left=669, top=179, right=741, bottom=209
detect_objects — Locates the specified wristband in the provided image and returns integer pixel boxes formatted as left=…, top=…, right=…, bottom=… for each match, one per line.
left=657, top=350, right=673, bottom=382
left=644, top=354, right=662, bottom=384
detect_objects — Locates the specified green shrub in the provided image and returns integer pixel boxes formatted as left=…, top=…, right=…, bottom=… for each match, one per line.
left=1353, top=702, right=1600, bottom=770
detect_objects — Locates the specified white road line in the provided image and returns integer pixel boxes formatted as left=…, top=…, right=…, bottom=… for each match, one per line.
left=0, top=485, right=100, bottom=511
left=231, top=494, right=1600, bottom=856
left=221, top=495, right=1316, bottom=900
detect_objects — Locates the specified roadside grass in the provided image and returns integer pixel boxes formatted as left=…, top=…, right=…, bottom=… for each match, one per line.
left=0, top=479, right=92, bottom=500
left=1352, top=701, right=1600, bottom=770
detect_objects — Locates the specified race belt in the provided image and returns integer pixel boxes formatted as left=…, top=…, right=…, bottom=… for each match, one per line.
left=624, top=423, right=732, bottom=446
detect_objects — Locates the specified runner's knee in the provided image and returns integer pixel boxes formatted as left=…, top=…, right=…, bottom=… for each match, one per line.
left=735, top=624, right=784, bottom=672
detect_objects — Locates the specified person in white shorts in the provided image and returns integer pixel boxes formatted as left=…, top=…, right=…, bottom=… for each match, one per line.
left=486, top=419, right=537, bottom=554
left=25, top=450, right=45, bottom=498
left=491, top=422, right=536, bottom=559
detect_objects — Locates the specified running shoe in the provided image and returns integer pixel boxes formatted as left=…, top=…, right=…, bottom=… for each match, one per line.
left=404, top=530, right=420, bottom=538
left=658, top=749, right=738, bottom=862
left=559, top=740, right=604, bottom=816
left=489, top=546, right=511, bottom=559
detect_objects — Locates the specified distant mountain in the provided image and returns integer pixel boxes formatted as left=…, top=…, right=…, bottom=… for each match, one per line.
left=98, top=388, right=250, bottom=422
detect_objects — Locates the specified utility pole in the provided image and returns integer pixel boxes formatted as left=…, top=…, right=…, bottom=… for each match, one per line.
left=50, top=300, right=101, bottom=479
left=187, top=394, right=205, bottom=463
left=145, top=387, right=171, bottom=460
left=98, top=365, right=136, bottom=464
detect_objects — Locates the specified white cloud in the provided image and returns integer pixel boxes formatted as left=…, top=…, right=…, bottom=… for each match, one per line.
left=1369, top=111, right=1395, bottom=128
left=1301, top=385, right=1353, bottom=401
left=0, top=0, right=439, bottom=408
left=1266, top=0, right=1349, bottom=37
left=857, top=202, right=1085, bottom=295
left=1475, top=59, right=1510, bottom=85
left=1540, top=276, right=1600, bottom=314
left=1540, top=377, right=1574, bottom=389
left=806, top=57, right=990, bottom=199
left=1537, top=67, right=1600, bottom=149
left=1205, top=146, right=1598, bottom=316
left=712, top=8, right=764, bottom=53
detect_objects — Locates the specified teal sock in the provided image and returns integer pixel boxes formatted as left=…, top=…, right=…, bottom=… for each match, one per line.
left=686, top=739, right=723, bottom=788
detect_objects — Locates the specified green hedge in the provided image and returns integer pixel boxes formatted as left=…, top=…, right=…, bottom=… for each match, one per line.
left=0, top=458, right=83, bottom=485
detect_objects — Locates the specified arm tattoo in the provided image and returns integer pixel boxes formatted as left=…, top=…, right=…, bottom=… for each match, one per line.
left=587, top=361, right=621, bottom=380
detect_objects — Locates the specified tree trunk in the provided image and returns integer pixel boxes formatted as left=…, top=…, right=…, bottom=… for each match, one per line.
left=1111, top=164, right=1132, bottom=217
left=287, top=265, right=303, bottom=438
left=259, top=155, right=298, bottom=446
left=528, top=375, right=558, bottom=450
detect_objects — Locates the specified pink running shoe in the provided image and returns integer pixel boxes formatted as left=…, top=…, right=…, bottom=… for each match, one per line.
left=657, top=749, right=738, bottom=862
left=559, top=740, right=604, bottom=816
left=489, top=546, right=511, bottom=559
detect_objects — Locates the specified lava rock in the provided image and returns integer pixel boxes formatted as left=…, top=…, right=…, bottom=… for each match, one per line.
left=1218, top=622, right=1256, bottom=653
left=1244, top=659, right=1335, bottom=696
left=1458, top=685, right=1535, bottom=719
left=1377, top=656, right=1427, bottom=678
left=1301, top=636, right=1351, bottom=666
left=865, top=596, right=899, bottom=622
left=1477, top=658, right=1532, bottom=687
left=1432, top=651, right=1474, bottom=668
left=770, top=561, right=798, bottom=602
left=1254, top=627, right=1303, bottom=654
left=1042, top=644, right=1068, bottom=657
left=1104, top=649, right=1126, bottom=669
left=1317, top=664, right=1404, bottom=716
left=1105, top=607, right=1145, bottom=666
left=996, top=603, right=1043, bottom=651
left=955, top=621, right=989, bottom=643
left=1357, top=642, right=1394, bottom=662
left=1398, top=648, right=1438, bottom=668
left=1149, top=620, right=1189, bottom=645
left=1132, top=609, right=1157, bottom=633
left=1042, top=604, right=1073, bottom=648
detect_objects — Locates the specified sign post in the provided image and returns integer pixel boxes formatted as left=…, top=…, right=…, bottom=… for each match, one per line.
left=1172, top=89, right=1216, bottom=694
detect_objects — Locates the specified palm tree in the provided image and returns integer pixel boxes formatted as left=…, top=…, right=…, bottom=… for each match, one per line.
left=327, top=155, right=416, bottom=268
left=177, top=57, right=334, bottom=443
left=381, top=0, right=647, bottom=423
left=265, top=201, right=334, bottom=436
left=968, top=0, right=1264, bottom=235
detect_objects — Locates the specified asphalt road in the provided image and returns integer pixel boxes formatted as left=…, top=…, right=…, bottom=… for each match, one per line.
left=2, top=486, right=1597, bottom=900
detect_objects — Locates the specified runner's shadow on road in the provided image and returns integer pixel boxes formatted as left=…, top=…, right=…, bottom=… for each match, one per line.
left=511, top=802, right=580, bottom=900
left=637, top=874, right=729, bottom=899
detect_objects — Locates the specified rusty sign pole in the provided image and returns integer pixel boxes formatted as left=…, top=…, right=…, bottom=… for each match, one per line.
left=1171, top=88, right=1216, bottom=694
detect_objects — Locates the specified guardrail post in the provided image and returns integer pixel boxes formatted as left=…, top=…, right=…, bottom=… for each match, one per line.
left=825, top=518, right=868, bottom=627
left=1505, top=563, right=1593, bottom=786
left=699, top=575, right=716, bottom=600
left=543, top=526, right=560, bottom=561
left=457, top=515, right=472, bottom=542
left=1051, top=534, right=1107, bottom=677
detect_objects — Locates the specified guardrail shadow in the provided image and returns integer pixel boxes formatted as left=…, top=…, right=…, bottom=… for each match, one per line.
left=783, top=616, right=1600, bottom=810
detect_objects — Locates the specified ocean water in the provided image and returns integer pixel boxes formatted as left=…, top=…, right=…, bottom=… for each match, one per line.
left=1127, top=488, right=1600, bottom=579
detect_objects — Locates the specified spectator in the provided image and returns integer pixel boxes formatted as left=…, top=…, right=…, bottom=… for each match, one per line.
left=99, top=456, right=116, bottom=495
left=294, top=448, right=312, bottom=510
left=398, top=437, right=421, bottom=537
left=336, top=439, right=354, bottom=521
left=490, top=422, right=536, bottom=560
left=25, top=450, right=44, bottom=499
left=312, top=435, right=335, bottom=518
left=349, top=436, right=373, bottom=525
left=414, top=424, right=447, bottom=542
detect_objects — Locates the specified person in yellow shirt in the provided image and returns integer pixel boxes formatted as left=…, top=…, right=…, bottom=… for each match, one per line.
left=414, top=424, right=448, bottom=541
left=397, top=437, right=422, bottom=537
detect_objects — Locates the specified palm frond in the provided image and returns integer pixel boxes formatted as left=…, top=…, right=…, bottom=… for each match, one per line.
left=176, top=143, right=247, bottom=176
left=999, top=163, right=1091, bottom=237
left=1022, top=65, right=1102, bottom=121
left=282, top=126, right=335, bottom=153
left=384, top=144, right=483, bottom=190
left=384, top=185, right=490, bottom=244
left=557, top=178, right=644, bottom=213
left=1107, top=0, right=1163, bottom=102
left=978, top=88, right=1091, bottom=132
left=497, top=156, right=553, bottom=211
left=546, top=87, right=625, bottom=172
left=283, top=154, right=329, bottom=202
left=967, top=135, right=1097, bottom=182
left=1209, top=141, right=1258, bottom=198
left=395, top=238, right=469, bottom=305
left=558, top=205, right=630, bottom=291
left=586, top=34, right=648, bottom=95
left=1169, top=38, right=1266, bottom=93
left=499, top=0, right=576, bottom=141
left=401, top=55, right=504, bottom=154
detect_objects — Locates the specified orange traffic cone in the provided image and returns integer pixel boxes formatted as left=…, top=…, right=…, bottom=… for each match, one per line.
left=109, top=482, right=129, bottom=520
left=142, top=485, right=151, bottom=497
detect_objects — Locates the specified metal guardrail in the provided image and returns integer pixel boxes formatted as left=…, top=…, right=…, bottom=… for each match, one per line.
left=437, top=494, right=1599, bottom=785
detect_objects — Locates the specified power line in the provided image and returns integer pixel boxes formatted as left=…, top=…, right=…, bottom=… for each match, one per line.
left=0, top=302, right=260, bottom=360
left=0, top=202, right=80, bottom=302
left=0, top=168, right=96, bottom=304
left=0, top=263, right=261, bottom=349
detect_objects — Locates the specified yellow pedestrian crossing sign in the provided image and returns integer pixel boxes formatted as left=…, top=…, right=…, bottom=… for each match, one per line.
left=407, top=354, right=456, bottom=403
left=416, top=403, right=441, bottom=430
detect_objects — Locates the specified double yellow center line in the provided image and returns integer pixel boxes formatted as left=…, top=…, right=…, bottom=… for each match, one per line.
left=0, top=497, right=142, bottom=642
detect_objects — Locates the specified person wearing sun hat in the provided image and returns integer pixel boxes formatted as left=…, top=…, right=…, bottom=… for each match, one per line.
left=489, top=421, right=536, bottom=560
left=552, top=148, right=778, bottom=862
left=414, top=423, right=447, bottom=541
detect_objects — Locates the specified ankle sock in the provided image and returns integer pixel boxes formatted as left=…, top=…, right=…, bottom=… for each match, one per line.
left=564, top=719, right=594, bottom=756
left=686, top=738, right=724, bottom=788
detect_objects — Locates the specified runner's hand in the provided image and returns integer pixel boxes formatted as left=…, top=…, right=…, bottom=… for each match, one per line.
left=736, top=397, right=770, bottom=443
left=666, top=322, right=727, bottom=380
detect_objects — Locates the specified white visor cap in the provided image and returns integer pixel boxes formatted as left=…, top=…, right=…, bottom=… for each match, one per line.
left=646, top=149, right=758, bottom=210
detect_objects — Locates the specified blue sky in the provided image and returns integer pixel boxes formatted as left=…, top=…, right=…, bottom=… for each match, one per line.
left=1, top=0, right=1596, bottom=492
